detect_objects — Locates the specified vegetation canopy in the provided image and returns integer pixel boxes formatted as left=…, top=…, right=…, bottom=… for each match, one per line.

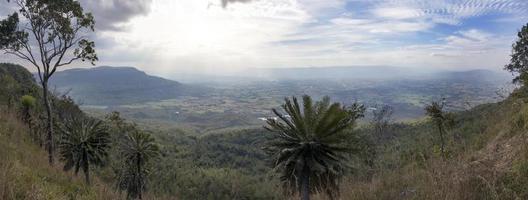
left=116, top=130, right=160, bottom=200
left=0, top=0, right=97, bottom=165
left=505, top=23, right=528, bottom=84
left=264, top=95, right=366, bottom=200
left=58, top=117, right=110, bottom=185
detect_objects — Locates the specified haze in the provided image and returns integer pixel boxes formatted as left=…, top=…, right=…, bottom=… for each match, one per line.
left=2, top=0, right=528, bottom=77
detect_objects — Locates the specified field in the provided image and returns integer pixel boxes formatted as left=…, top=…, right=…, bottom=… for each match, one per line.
left=82, top=76, right=513, bottom=134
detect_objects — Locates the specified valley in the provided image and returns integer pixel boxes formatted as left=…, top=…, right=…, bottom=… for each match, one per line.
left=64, top=67, right=514, bottom=134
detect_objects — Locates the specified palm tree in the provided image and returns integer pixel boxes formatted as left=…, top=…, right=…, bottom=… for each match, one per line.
left=264, top=95, right=365, bottom=200
left=116, top=131, right=159, bottom=200
left=58, top=117, right=110, bottom=185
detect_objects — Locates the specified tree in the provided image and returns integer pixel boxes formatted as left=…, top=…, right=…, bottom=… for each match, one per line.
left=19, top=94, right=36, bottom=130
left=425, top=100, right=454, bottom=157
left=116, top=131, right=160, bottom=200
left=264, top=95, right=365, bottom=200
left=58, top=117, right=110, bottom=185
left=370, top=104, right=393, bottom=143
left=505, top=23, right=528, bottom=84
left=0, top=0, right=98, bottom=165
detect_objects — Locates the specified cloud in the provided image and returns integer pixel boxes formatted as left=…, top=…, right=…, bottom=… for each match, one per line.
left=79, top=0, right=154, bottom=31
left=221, top=0, right=254, bottom=8
left=372, top=7, right=419, bottom=19
left=367, top=0, right=528, bottom=26
left=2, top=0, right=527, bottom=74
left=443, top=29, right=496, bottom=50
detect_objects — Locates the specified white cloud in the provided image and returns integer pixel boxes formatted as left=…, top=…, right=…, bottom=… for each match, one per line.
left=372, top=7, right=419, bottom=19
left=366, top=0, right=528, bottom=26
left=2, top=0, right=527, bottom=74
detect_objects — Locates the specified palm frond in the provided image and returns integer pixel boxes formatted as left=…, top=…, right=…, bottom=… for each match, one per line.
left=264, top=95, right=366, bottom=199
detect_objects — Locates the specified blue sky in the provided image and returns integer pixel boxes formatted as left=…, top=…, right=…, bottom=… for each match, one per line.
left=1, top=0, right=528, bottom=75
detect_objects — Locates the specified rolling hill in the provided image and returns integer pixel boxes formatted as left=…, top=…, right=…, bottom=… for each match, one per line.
left=49, top=66, right=209, bottom=105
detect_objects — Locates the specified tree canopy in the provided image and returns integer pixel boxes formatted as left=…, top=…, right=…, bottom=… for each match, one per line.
left=505, top=23, right=528, bottom=84
left=264, top=95, right=365, bottom=200
left=0, top=0, right=98, bottom=165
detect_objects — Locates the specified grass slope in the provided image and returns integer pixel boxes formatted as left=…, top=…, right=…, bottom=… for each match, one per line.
left=0, top=108, right=119, bottom=200
left=331, top=88, right=528, bottom=200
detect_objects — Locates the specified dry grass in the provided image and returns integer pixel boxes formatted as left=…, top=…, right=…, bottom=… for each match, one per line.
left=314, top=96, right=528, bottom=200
left=0, top=107, right=121, bottom=200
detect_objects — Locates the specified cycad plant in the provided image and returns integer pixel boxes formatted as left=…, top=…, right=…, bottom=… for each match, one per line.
left=58, top=117, right=110, bottom=185
left=264, top=95, right=365, bottom=200
left=116, top=131, right=159, bottom=200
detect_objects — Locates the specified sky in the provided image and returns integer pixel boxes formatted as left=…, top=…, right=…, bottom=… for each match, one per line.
left=1, top=0, right=528, bottom=76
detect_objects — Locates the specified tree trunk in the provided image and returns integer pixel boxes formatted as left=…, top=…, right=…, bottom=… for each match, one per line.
left=137, top=155, right=142, bottom=200
left=83, top=150, right=91, bottom=185
left=301, top=166, right=310, bottom=200
left=85, top=166, right=91, bottom=185
left=438, top=123, right=445, bottom=158
left=42, top=82, right=54, bottom=165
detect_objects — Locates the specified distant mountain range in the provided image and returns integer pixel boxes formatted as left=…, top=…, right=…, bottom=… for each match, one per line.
left=169, top=66, right=512, bottom=83
left=49, top=66, right=208, bottom=105
left=48, top=66, right=513, bottom=106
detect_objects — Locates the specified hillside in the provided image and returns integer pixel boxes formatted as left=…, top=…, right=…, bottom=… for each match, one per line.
left=334, top=87, right=528, bottom=199
left=49, top=66, right=209, bottom=105
left=0, top=63, right=119, bottom=199
left=0, top=110, right=119, bottom=199
left=3, top=62, right=528, bottom=199
left=0, top=63, right=36, bottom=84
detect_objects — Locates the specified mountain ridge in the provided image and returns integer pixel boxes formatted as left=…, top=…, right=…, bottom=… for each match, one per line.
left=49, top=66, right=209, bottom=105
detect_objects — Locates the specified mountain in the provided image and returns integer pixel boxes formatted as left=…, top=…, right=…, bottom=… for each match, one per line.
left=49, top=66, right=208, bottom=105
left=169, top=66, right=512, bottom=83
left=0, top=63, right=36, bottom=84
left=256, top=67, right=512, bottom=82
left=255, top=66, right=429, bottom=80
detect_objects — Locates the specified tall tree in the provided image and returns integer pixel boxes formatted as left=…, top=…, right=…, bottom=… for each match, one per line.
left=116, top=131, right=160, bottom=200
left=58, top=117, right=110, bottom=185
left=505, top=23, right=528, bottom=84
left=264, top=95, right=365, bottom=200
left=0, top=0, right=97, bottom=165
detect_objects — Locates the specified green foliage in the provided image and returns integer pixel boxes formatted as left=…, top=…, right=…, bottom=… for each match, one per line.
left=0, top=75, right=21, bottom=108
left=497, top=159, right=528, bottom=199
left=20, top=95, right=36, bottom=109
left=0, top=63, right=36, bottom=85
left=1, top=0, right=99, bottom=165
left=1, top=0, right=97, bottom=66
left=54, top=94, right=84, bottom=121
left=0, top=108, right=118, bottom=199
left=0, top=13, right=27, bottom=51
left=58, top=117, right=111, bottom=184
left=264, top=95, right=366, bottom=199
left=425, top=100, right=454, bottom=157
left=0, top=64, right=39, bottom=100
left=19, top=95, right=36, bottom=130
left=116, top=130, right=160, bottom=199
left=505, top=23, right=528, bottom=84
